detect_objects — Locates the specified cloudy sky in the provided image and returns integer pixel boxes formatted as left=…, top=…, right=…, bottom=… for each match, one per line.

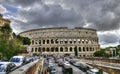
left=0, top=0, right=120, bottom=48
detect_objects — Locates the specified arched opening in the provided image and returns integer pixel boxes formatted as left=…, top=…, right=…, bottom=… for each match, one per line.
left=38, top=47, right=41, bottom=52
left=60, top=47, right=63, bottom=52
left=39, top=40, right=41, bottom=44
left=83, top=47, right=85, bottom=52
left=79, top=47, right=81, bottom=52
left=90, top=47, right=92, bottom=51
left=35, top=48, right=37, bottom=52
left=86, top=47, right=89, bottom=51
left=51, top=47, right=54, bottom=52
left=43, top=48, right=45, bottom=52
left=55, top=39, right=58, bottom=44
left=47, top=40, right=49, bottom=44
left=70, top=47, right=72, bottom=52
left=83, top=55, right=86, bottom=57
left=65, top=47, right=68, bottom=52
left=55, top=47, right=58, bottom=52
left=51, top=39, right=54, bottom=44
left=93, top=47, right=94, bottom=51
left=32, top=40, right=34, bottom=45
left=43, top=40, right=45, bottom=44
left=47, top=48, right=50, bottom=52
left=74, top=46, right=78, bottom=56
left=31, top=48, right=34, bottom=52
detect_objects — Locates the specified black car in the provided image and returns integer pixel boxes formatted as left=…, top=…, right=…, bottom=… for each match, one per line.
left=69, top=60, right=76, bottom=65
left=62, top=65, right=73, bottom=74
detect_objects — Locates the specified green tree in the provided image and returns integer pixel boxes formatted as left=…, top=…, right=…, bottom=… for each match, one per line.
left=0, top=23, right=24, bottom=60
left=74, top=46, right=78, bottom=56
left=1, top=24, right=12, bottom=33
left=93, top=49, right=105, bottom=57
left=22, top=37, right=31, bottom=45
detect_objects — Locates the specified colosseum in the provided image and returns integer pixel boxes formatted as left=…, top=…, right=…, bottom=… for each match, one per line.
left=19, top=27, right=100, bottom=57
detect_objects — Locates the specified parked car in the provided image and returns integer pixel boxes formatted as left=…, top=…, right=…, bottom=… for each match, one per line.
left=49, top=67, right=57, bottom=74
left=63, top=61, right=70, bottom=66
left=69, top=60, right=76, bottom=65
left=9, top=56, right=27, bottom=67
left=0, top=62, right=16, bottom=74
left=73, top=62, right=89, bottom=72
left=26, top=57, right=33, bottom=63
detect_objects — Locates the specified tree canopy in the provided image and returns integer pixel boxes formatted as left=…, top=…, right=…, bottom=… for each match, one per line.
left=0, top=24, right=24, bottom=60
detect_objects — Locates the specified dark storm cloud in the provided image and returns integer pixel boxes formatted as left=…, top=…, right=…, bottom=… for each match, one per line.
left=18, top=4, right=81, bottom=26
left=1, top=0, right=120, bottom=31
left=63, top=0, right=120, bottom=31
left=0, top=0, right=42, bottom=7
left=1, top=0, right=120, bottom=46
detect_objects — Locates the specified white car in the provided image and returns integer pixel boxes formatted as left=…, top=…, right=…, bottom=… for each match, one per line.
left=9, top=56, right=26, bottom=67
left=0, top=62, right=16, bottom=74
left=63, top=61, right=70, bottom=68
left=87, top=68, right=99, bottom=74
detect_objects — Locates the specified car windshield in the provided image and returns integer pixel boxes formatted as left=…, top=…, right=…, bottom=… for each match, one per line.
left=10, top=58, right=21, bottom=62
left=0, top=65, right=6, bottom=72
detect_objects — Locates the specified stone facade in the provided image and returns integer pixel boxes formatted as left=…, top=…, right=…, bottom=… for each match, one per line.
left=19, top=27, right=100, bottom=57
left=0, top=14, right=10, bottom=28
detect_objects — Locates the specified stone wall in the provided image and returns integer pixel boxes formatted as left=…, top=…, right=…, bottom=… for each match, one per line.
left=19, top=27, right=100, bottom=57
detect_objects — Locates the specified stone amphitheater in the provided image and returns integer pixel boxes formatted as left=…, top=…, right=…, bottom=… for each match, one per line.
left=19, top=27, right=100, bottom=57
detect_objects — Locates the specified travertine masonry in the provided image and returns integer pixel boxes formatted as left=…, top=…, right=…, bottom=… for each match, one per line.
left=19, top=27, right=100, bottom=57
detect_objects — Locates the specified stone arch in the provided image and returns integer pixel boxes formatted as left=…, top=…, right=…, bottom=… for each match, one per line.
left=31, top=48, right=34, bottom=52
left=60, top=47, right=63, bottom=52
left=51, top=47, right=54, bottom=52
left=83, top=47, right=85, bottom=52
left=35, top=48, right=37, bottom=52
left=43, top=40, right=45, bottom=44
left=79, top=47, right=81, bottom=52
left=51, top=39, right=54, bottom=44
left=55, top=47, right=58, bottom=52
left=83, top=54, right=86, bottom=57
left=43, top=47, right=45, bottom=52
left=70, top=47, right=72, bottom=52
left=38, top=47, right=41, bottom=52
left=65, top=47, right=68, bottom=52
left=90, top=47, right=92, bottom=51
left=86, top=47, right=89, bottom=51
left=39, top=40, right=41, bottom=44
left=47, top=40, right=49, bottom=44
left=47, top=48, right=50, bottom=52
left=32, top=40, right=34, bottom=45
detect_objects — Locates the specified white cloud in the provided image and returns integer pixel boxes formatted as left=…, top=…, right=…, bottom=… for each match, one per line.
left=0, top=5, right=8, bottom=14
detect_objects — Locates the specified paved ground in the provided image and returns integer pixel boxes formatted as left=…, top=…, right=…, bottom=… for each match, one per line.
left=43, top=58, right=86, bottom=74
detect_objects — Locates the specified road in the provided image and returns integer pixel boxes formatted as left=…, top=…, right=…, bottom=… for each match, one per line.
left=55, top=64, right=86, bottom=74
left=43, top=58, right=86, bottom=74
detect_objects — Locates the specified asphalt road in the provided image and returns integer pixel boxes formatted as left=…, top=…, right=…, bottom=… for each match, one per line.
left=43, top=58, right=86, bottom=74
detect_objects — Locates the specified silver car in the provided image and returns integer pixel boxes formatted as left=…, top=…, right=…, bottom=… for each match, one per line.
left=0, top=62, right=16, bottom=74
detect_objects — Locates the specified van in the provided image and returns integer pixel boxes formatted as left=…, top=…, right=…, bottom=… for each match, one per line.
left=9, top=56, right=26, bottom=67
